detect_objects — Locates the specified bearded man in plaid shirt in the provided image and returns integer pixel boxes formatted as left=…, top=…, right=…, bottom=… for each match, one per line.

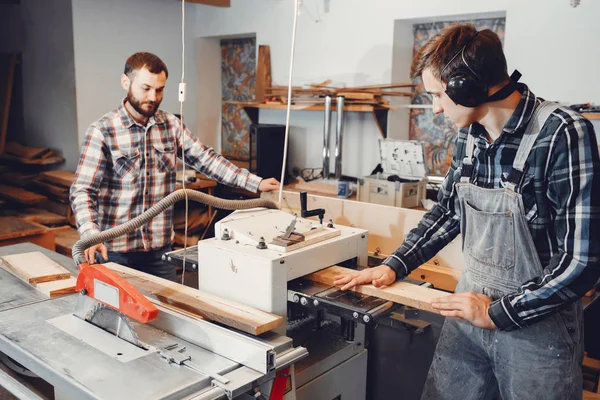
left=70, top=52, right=279, bottom=281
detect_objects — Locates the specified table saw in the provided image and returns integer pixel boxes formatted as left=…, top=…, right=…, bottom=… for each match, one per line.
left=0, top=243, right=307, bottom=400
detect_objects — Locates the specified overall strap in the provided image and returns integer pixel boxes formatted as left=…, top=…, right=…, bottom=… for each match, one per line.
left=502, top=100, right=560, bottom=192
left=460, top=131, right=476, bottom=183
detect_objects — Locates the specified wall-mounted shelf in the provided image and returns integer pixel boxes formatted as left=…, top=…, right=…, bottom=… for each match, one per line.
left=582, top=113, right=600, bottom=121
left=237, top=102, right=390, bottom=138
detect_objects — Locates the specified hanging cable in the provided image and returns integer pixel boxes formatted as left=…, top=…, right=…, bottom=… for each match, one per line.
left=277, top=0, right=301, bottom=206
left=179, top=0, right=189, bottom=285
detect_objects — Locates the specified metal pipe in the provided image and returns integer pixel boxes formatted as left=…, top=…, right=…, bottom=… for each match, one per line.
left=322, top=96, right=332, bottom=179
left=334, top=95, right=345, bottom=180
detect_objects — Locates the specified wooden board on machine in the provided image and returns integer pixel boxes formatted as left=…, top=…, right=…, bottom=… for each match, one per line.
left=0, top=251, right=76, bottom=297
left=105, top=262, right=283, bottom=336
left=0, top=251, right=72, bottom=284
left=308, top=266, right=450, bottom=314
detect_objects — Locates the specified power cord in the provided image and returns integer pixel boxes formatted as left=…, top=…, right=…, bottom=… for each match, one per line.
left=277, top=0, right=301, bottom=206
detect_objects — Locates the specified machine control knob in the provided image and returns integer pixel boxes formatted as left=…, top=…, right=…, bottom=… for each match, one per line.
left=313, top=299, right=319, bottom=307
left=221, top=229, right=231, bottom=241
left=300, top=297, right=308, bottom=306
left=293, top=294, right=300, bottom=303
left=353, top=312, right=359, bottom=319
left=363, top=315, right=371, bottom=323
left=256, top=237, right=268, bottom=250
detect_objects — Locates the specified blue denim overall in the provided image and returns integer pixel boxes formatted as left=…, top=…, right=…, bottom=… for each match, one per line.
left=421, top=102, right=584, bottom=400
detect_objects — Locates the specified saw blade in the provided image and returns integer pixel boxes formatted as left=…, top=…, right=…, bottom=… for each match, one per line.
left=86, top=302, right=141, bottom=347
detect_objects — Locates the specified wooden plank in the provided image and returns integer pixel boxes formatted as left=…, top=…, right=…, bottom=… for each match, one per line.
left=337, top=92, right=376, bottom=100
left=0, top=217, right=46, bottom=240
left=584, top=390, right=600, bottom=400
left=0, top=184, right=47, bottom=205
left=0, top=152, right=64, bottom=165
left=255, top=45, right=271, bottom=103
left=408, top=263, right=461, bottom=292
left=185, top=0, right=230, bottom=6
left=584, top=355, right=600, bottom=373
left=4, top=141, right=51, bottom=159
left=0, top=251, right=72, bottom=284
left=34, top=277, right=77, bottom=298
left=32, top=178, right=70, bottom=200
left=19, top=208, right=68, bottom=226
left=105, top=262, right=283, bottom=335
left=1, top=172, right=38, bottom=187
left=308, top=266, right=450, bottom=314
left=54, top=227, right=79, bottom=257
left=0, top=54, right=17, bottom=154
left=262, top=191, right=465, bottom=272
left=39, top=170, right=75, bottom=188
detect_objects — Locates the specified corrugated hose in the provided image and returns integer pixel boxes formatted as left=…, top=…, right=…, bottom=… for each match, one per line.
left=72, top=189, right=278, bottom=265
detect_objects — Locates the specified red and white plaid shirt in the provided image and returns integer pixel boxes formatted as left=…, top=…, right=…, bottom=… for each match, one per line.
left=70, top=100, right=261, bottom=252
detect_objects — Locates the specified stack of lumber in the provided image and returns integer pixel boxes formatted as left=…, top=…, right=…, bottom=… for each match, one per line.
left=0, top=251, right=77, bottom=297
left=0, top=141, right=65, bottom=166
left=0, top=168, right=77, bottom=253
left=264, top=81, right=415, bottom=109
left=172, top=203, right=213, bottom=247
left=249, top=45, right=415, bottom=110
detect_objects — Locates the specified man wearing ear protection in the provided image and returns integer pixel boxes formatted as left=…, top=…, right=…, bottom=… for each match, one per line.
left=70, top=52, right=280, bottom=281
left=335, top=24, right=599, bottom=398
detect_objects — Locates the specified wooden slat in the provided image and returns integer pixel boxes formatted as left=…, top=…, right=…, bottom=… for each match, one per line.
left=1, top=172, right=38, bottom=187
left=39, top=170, right=75, bottom=188
left=105, top=262, right=283, bottom=335
left=34, top=277, right=77, bottom=297
left=255, top=45, right=271, bottom=103
left=0, top=251, right=72, bottom=284
left=308, top=266, right=450, bottom=314
left=0, top=184, right=46, bottom=205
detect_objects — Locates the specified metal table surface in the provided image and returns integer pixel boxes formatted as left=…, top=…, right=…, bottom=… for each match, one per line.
left=0, top=243, right=241, bottom=399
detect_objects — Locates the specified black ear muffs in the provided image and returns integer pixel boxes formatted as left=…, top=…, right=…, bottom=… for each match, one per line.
left=445, top=70, right=489, bottom=108
left=440, top=31, right=488, bottom=108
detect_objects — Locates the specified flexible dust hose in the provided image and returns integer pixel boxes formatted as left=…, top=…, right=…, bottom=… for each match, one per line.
left=72, top=189, right=278, bottom=265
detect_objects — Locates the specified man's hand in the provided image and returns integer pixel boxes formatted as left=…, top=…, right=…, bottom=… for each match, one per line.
left=258, top=178, right=280, bottom=192
left=84, top=244, right=108, bottom=265
left=431, top=292, right=497, bottom=330
left=333, top=265, right=397, bottom=291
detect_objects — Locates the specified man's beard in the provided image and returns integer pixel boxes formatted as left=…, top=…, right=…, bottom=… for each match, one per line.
left=127, top=90, right=160, bottom=118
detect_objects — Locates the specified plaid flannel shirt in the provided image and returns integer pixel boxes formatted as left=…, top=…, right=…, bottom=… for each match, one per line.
left=70, top=100, right=262, bottom=252
left=383, top=84, right=600, bottom=331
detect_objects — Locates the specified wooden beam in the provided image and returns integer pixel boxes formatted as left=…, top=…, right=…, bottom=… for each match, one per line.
left=105, top=262, right=283, bottom=335
left=0, top=184, right=47, bottom=205
left=0, top=251, right=71, bottom=284
left=308, top=266, right=450, bottom=314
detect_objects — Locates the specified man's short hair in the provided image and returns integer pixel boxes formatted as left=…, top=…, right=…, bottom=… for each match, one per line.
left=124, top=52, right=169, bottom=79
left=410, top=23, right=508, bottom=88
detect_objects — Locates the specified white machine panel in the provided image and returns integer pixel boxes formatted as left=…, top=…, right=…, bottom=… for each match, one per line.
left=197, top=209, right=368, bottom=322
